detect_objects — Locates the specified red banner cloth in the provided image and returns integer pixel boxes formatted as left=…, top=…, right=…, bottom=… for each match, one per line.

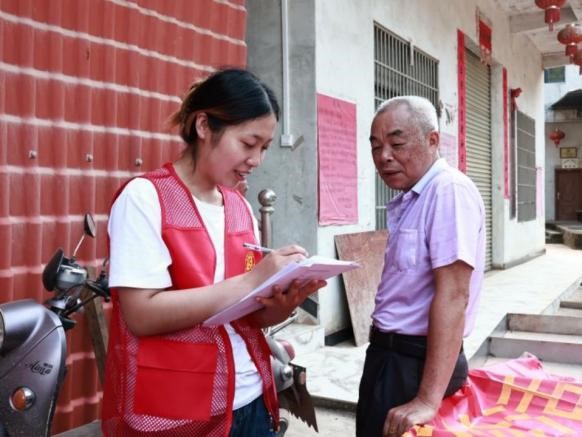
left=407, top=354, right=582, bottom=436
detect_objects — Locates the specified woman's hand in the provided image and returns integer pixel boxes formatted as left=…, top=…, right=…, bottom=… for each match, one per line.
left=247, top=245, right=308, bottom=287
left=246, top=279, right=327, bottom=328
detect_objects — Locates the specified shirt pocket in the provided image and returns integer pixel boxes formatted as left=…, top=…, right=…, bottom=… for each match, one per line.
left=133, top=337, right=218, bottom=421
left=394, top=228, right=418, bottom=271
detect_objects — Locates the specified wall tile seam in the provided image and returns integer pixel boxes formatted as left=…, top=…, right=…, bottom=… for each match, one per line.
left=0, top=166, right=138, bottom=178
left=0, top=11, right=218, bottom=72
left=108, top=0, right=247, bottom=44
left=0, top=114, right=182, bottom=141
left=213, top=0, right=246, bottom=12
left=54, top=392, right=103, bottom=414
left=0, top=265, right=46, bottom=276
left=64, top=350, right=97, bottom=365
left=0, top=62, right=182, bottom=104
left=0, top=214, right=110, bottom=224
left=0, top=261, right=109, bottom=278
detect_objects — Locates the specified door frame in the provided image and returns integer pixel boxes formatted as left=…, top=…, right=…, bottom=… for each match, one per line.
left=555, top=168, right=582, bottom=221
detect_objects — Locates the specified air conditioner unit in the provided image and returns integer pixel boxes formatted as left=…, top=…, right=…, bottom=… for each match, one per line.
left=561, top=158, right=579, bottom=169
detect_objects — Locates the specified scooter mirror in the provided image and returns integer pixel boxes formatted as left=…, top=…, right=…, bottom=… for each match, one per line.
left=84, top=214, right=96, bottom=238
left=42, top=249, right=65, bottom=292
left=71, top=214, right=96, bottom=260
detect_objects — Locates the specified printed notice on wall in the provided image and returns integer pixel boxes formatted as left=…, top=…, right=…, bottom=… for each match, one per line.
left=317, top=93, right=358, bottom=225
left=439, top=132, right=458, bottom=169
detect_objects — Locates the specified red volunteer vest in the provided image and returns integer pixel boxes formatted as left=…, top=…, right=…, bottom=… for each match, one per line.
left=101, top=163, right=278, bottom=436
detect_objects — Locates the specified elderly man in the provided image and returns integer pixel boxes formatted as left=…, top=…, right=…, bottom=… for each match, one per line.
left=356, top=96, right=485, bottom=437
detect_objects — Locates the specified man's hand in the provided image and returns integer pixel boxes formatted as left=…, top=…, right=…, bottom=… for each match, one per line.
left=382, top=260, right=471, bottom=435
left=383, top=396, right=439, bottom=436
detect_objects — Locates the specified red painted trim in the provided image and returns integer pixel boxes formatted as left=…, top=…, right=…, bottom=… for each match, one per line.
left=457, top=30, right=467, bottom=173
left=503, top=68, right=510, bottom=199
left=479, top=19, right=492, bottom=52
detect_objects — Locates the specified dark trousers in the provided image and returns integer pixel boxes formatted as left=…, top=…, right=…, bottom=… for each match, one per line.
left=229, top=395, right=276, bottom=437
left=356, top=331, right=468, bottom=437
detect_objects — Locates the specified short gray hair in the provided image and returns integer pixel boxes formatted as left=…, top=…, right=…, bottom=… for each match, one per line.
left=376, top=96, right=438, bottom=135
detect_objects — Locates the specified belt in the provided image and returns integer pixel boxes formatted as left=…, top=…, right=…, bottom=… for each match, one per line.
left=369, top=326, right=427, bottom=359
left=369, top=326, right=463, bottom=360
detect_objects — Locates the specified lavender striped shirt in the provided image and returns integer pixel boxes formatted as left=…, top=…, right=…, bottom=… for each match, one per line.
left=372, top=158, right=485, bottom=336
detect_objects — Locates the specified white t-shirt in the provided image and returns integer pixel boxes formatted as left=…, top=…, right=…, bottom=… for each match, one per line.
left=108, top=178, right=263, bottom=410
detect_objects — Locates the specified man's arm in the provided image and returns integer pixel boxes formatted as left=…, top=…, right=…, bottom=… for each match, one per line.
left=383, top=260, right=472, bottom=436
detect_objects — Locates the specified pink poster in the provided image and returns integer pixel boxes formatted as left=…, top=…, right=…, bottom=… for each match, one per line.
left=317, top=94, right=358, bottom=225
left=439, top=132, right=458, bottom=169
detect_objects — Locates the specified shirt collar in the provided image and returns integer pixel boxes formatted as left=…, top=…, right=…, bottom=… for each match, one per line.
left=411, top=158, right=448, bottom=195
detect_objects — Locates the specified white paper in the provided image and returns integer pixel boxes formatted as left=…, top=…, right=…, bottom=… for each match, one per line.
left=202, top=256, right=360, bottom=326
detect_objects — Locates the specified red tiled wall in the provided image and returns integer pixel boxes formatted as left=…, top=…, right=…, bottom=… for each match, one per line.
left=0, top=0, right=247, bottom=432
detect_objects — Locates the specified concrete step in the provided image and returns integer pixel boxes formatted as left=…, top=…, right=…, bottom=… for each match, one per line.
left=273, top=322, right=325, bottom=357
left=557, top=224, right=582, bottom=249
left=561, top=294, right=582, bottom=310
left=555, top=307, right=582, bottom=317
left=545, top=228, right=563, bottom=244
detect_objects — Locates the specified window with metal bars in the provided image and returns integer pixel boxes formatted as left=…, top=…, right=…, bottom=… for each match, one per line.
left=373, top=23, right=439, bottom=229
left=515, top=111, right=536, bottom=222
left=544, top=66, right=565, bottom=83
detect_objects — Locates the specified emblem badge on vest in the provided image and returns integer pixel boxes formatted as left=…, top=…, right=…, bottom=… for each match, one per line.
left=244, top=252, right=256, bottom=272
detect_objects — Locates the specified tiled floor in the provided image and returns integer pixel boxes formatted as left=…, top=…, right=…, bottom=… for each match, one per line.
left=292, top=243, right=582, bottom=407
left=56, top=244, right=582, bottom=437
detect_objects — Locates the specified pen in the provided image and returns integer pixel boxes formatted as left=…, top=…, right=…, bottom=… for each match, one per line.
left=242, top=242, right=273, bottom=254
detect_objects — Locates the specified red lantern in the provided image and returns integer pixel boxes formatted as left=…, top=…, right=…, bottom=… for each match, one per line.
left=549, top=128, right=565, bottom=147
left=557, top=24, right=582, bottom=60
left=510, top=88, right=522, bottom=111
left=535, top=0, right=566, bottom=31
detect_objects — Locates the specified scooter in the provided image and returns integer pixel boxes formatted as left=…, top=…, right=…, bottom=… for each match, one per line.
left=0, top=214, right=109, bottom=437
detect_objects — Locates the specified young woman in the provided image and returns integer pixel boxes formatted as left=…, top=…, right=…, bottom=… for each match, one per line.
left=101, top=68, right=325, bottom=437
